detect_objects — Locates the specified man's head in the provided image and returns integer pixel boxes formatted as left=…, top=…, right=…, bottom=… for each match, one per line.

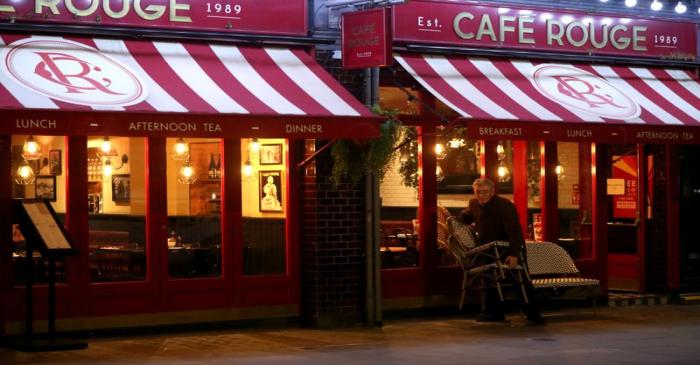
left=472, top=178, right=495, bottom=206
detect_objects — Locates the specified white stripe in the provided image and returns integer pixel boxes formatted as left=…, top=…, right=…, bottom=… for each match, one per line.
left=152, top=42, right=247, bottom=114
left=394, top=54, right=471, bottom=118
left=93, top=39, right=186, bottom=113
left=666, top=69, right=700, bottom=121
left=510, top=60, right=606, bottom=123
left=469, top=59, right=562, bottom=121
left=630, top=67, right=700, bottom=123
left=0, top=36, right=59, bottom=109
left=592, top=65, right=683, bottom=125
left=425, top=55, right=516, bottom=119
left=210, top=45, right=303, bottom=115
left=265, top=48, right=360, bottom=116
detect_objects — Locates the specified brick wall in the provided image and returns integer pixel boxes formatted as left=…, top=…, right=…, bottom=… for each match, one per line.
left=299, top=140, right=367, bottom=328
left=645, top=145, right=668, bottom=293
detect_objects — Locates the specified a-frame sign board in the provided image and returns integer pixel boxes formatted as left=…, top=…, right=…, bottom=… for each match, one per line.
left=7, top=199, right=87, bottom=352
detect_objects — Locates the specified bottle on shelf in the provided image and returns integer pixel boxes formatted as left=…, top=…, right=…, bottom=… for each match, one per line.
left=215, top=154, right=221, bottom=179
left=208, top=153, right=216, bottom=179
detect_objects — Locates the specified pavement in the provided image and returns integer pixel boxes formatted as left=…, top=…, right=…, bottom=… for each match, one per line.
left=2, top=304, right=700, bottom=365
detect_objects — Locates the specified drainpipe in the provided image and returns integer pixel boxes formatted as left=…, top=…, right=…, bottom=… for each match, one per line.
left=364, top=64, right=382, bottom=327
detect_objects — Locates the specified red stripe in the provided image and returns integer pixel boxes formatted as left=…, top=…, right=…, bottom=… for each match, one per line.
left=493, top=59, right=587, bottom=123
left=183, top=43, right=274, bottom=115
left=398, top=53, right=492, bottom=119
left=649, top=68, right=700, bottom=121
left=0, top=83, right=21, bottom=108
left=452, top=58, right=540, bottom=121
left=0, top=34, right=31, bottom=45
left=610, top=65, right=694, bottom=126
left=291, top=49, right=371, bottom=117
left=241, top=47, right=329, bottom=116
left=124, top=40, right=215, bottom=114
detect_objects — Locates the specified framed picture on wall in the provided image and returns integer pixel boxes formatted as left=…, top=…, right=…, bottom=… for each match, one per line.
left=259, top=170, right=282, bottom=212
left=49, top=149, right=62, bottom=175
left=259, top=144, right=282, bottom=165
left=49, top=150, right=62, bottom=176
left=111, top=174, right=131, bottom=202
left=35, top=176, right=56, bottom=201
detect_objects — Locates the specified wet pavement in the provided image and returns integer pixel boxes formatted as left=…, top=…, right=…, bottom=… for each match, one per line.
left=2, top=305, right=700, bottom=365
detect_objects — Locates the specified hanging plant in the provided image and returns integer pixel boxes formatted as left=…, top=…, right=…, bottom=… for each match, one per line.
left=397, top=126, right=418, bottom=189
left=330, top=106, right=401, bottom=186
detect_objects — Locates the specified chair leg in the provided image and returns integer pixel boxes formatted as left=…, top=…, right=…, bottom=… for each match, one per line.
left=459, top=270, right=468, bottom=310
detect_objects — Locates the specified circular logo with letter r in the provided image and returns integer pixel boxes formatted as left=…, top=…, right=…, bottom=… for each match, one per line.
left=532, top=64, right=640, bottom=120
left=3, top=37, right=147, bottom=107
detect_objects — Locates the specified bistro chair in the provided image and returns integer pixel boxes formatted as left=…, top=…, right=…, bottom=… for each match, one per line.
left=446, top=217, right=529, bottom=311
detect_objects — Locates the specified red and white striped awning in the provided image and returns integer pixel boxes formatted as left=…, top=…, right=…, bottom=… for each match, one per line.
left=395, top=53, right=700, bottom=144
left=0, top=34, right=379, bottom=139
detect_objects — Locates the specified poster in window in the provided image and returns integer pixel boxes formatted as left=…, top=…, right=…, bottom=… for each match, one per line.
left=259, top=144, right=282, bottom=165
left=259, top=171, right=282, bottom=212
left=35, top=176, right=56, bottom=201
left=111, top=174, right=131, bottom=202
left=612, top=155, right=637, bottom=219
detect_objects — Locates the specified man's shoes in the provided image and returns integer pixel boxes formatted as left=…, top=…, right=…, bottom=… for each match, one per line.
left=476, top=313, right=507, bottom=323
left=526, top=315, right=546, bottom=326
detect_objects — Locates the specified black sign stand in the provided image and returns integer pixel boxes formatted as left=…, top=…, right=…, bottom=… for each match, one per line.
left=7, top=199, right=87, bottom=352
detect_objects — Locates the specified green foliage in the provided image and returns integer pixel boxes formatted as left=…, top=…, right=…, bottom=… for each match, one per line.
left=330, top=108, right=401, bottom=186
left=398, top=127, right=418, bottom=189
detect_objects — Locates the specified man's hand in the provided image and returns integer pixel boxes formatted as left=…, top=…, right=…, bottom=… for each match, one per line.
left=505, top=255, right=519, bottom=268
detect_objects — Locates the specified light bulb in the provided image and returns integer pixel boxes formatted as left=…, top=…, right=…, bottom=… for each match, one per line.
left=496, top=143, right=505, bottom=157
left=675, top=1, right=686, bottom=13
left=22, top=136, right=42, bottom=160
left=103, top=159, right=113, bottom=176
left=434, top=143, right=445, bottom=156
left=100, top=137, right=114, bottom=155
left=18, top=164, right=33, bottom=178
left=497, top=165, right=508, bottom=178
left=25, top=136, right=39, bottom=154
left=625, top=0, right=637, bottom=8
left=174, top=138, right=188, bottom=155
left=651, top=0, right=662, bottom=11
left=251, top=138, right=260, bottom=153
left=181, top=165, right=194, bottom=178
left=243, top=160, right=253, bottom=176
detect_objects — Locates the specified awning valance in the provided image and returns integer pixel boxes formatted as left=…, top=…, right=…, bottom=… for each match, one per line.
left=395, top=52, right=700, bottom=144
left=0, top=34, right=380, bottom=139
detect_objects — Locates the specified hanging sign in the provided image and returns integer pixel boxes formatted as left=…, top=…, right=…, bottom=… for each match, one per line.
left=393, top=0, right=697, bottom=60
left=342, top=8, right=392, bottom=69
left=0, top=0, right=307, bottom=36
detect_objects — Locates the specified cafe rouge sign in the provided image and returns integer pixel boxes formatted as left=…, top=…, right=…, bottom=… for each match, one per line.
left=393, top=0, right=698, bottom=59
left=0, top=0, right=307, bottom=36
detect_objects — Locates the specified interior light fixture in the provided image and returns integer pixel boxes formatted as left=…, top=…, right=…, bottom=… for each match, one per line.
left=624, top=0, right=637, bottom=7
left=15, top=159, right=35, bottom=185
left=555, top=161, right=565, bottom=181
left=250, top=138, right=260, bottom=153
left=103, top=158, right=113, bottom=177
left=242, top=159, right=253, bottom=177
left=177, top=157, right=198, bottom=184
left=675, top=1, right=687, bottom=13
left=434, top=142, right=446, bottom=159
left=172, top=138, right=189, bottom=160
left=99, top=136, right=117, bottom=157
left=497, top=162, right=510, bottom=182
left=447, top=138, right=466, bottom=149
left=651, top=0, right=663, bottom=11
left=496, top=142, right=506, bottom=160
left=22, top=135, right=41, bottom=161
left=436, top=165, right=445, bottom=182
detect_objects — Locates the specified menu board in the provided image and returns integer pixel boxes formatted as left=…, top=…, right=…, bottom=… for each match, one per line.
left=20, top=201, right=71, bottom=251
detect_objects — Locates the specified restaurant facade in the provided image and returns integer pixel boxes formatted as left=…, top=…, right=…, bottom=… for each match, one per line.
left=0, top=0, right=383, bottom=335
left=371, top=0, right=700, bottom=310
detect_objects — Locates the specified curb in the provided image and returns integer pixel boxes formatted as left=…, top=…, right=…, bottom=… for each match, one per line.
left=607, top=295, right=667, bottom=307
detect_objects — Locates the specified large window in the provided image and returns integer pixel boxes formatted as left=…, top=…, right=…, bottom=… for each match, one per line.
left=241, top=138, right=287, bottom=275
left=88, top=136, right=147, bottom=282
left=166, top=138, right=223, bottom=279
left=379, top=128, right=420, bottom=269
left=556, top=142, right=593, bottom=259
left=11, top=135, right=67, bottom=286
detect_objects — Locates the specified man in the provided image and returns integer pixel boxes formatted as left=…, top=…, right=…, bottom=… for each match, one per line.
left=458, top=178, right=545, bottom=325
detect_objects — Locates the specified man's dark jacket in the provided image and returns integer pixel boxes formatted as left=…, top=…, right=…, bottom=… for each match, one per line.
left=458, top=195, right=525, bottom=258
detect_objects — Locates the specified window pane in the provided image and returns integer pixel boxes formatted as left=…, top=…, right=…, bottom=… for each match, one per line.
left=380, top=128, right=420, bottom=269
left=88, top=136, right=147, bottom=282
left=608, top=144, right=639, bottom=255
left=526, top=141, right=542, bottom=240
left=166, top=138, right=222, bottom=278
left=241, top=138, right=286, bottom=275
left=11, top=135, right=67, bottom=286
